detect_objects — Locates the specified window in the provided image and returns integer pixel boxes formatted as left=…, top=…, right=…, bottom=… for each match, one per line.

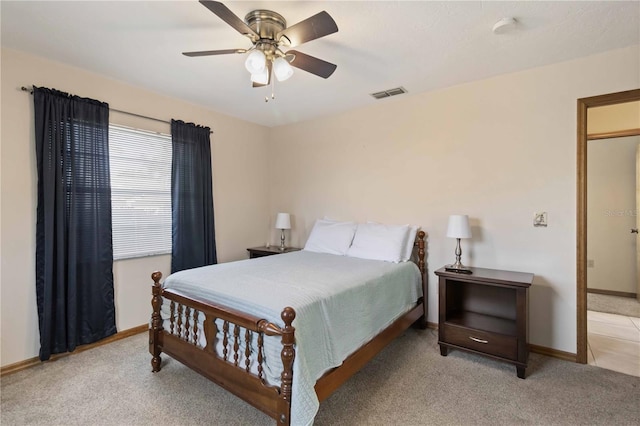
left=109, top=124, right=171, bottom=259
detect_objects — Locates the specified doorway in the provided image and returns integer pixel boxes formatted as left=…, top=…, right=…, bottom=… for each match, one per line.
left=586, top=133, right=640, bottom=376
left=577, top=89, right=640, bottom=366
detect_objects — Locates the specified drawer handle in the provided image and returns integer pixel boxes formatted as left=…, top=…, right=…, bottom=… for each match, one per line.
left=469, top=336, right=489, bottom=344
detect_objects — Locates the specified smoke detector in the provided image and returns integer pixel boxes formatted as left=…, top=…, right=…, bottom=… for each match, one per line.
left=492, top=17, right=517, bottom=34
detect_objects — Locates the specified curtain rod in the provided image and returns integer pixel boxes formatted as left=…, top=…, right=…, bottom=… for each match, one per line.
left=20, top=86, right=213, bottom=134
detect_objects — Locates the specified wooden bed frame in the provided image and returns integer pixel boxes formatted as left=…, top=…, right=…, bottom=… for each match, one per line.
left=149, top=231, right=427, bottom=425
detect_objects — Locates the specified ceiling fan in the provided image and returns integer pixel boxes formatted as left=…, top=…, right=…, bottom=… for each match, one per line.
left=183, top=1, right=339, bottom=88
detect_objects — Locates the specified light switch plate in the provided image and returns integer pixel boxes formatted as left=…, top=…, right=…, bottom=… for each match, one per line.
left=534, top=212, right=547, bottom=227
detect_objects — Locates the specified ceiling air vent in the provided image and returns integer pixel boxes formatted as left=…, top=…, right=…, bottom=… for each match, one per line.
left=370, top=87, right=407, bottom=100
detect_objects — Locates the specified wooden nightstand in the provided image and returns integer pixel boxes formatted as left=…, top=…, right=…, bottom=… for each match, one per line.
left=435, top=266, right=534, bottom=379
left=246, top=246, right=301, bottom=259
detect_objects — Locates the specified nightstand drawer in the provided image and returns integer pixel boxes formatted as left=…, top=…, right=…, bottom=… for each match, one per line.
left=441, top=323, right=517, bottom=360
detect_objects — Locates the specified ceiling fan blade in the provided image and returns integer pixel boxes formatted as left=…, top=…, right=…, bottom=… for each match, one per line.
left=277, top=11, right=338, bottom=47
left=199, top=1, right=258, bottom=39
left=286, top=50, right=337, bottom=79
left=183, top=48, right=247, bottom=57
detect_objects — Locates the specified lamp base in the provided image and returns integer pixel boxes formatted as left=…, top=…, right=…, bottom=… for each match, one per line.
left=445, top=265, right=472, bottom=274
left=279, top=229, right=286, bottom=251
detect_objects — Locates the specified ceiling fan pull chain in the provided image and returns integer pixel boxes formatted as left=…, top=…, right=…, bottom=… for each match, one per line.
left=265, top=70, right=276, bottom=102
left=264, top=73, right=271, bottom=102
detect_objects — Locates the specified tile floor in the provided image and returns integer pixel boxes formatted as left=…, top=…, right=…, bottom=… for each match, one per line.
left=587, top=310, right=640, bottom=377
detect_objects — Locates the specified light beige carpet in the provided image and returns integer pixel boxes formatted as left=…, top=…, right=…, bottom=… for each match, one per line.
left=2, top=328, right=639, bottom=425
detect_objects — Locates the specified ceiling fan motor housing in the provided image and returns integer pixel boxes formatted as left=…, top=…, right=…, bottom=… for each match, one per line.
left=245, top=10, right=286, bottom=42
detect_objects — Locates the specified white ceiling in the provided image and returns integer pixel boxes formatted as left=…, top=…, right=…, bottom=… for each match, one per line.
left=2, top=1, right=638, bottom=127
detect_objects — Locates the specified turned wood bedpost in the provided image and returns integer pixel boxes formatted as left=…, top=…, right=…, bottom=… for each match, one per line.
left=278, top=307, right=296, bottom=425
left=417, top=230, right=428, bottom=328
left=150, top=271, right=164, bottom=372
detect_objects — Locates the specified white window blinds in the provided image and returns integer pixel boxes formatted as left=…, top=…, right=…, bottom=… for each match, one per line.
left=109, top=124, right=172, bottom=260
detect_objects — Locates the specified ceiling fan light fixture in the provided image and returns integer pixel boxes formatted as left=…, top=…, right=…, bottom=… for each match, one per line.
left=251, top=67, right=269, bottom=85
left=245, top=49, right=266, bottom=74
left=273, top=57, right=294, bottom=82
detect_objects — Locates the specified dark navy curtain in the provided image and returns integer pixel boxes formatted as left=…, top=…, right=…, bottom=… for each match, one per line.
left=171, top=119, right=217, bottom=273
left=34, top=87, right=116, bottom=361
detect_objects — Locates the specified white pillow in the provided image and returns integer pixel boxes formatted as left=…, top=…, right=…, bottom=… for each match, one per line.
left=303, top=219, right=357, bottom=255
left=346, top=222, right=410, bottom=263
left=400, top=225, right=420, bottom=262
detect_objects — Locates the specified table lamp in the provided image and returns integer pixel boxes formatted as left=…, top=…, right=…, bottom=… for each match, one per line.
left=445, top=214, right=472, bottom=273
left=275, top=213, right=291, bottom=251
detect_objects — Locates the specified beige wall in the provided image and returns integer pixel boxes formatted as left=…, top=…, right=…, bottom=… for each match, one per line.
left=588, top=101, right=640, bottom=134
left=0, top=48, right=270, bottom=366
left=587, top=136, right=638, bottom=294
left=2, top=44, right=639, bottom=365
left=268, top=45, right=640, bottom=353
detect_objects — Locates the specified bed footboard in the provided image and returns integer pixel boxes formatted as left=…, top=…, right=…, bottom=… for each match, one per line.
left=149, top=272, right=296, bottom=425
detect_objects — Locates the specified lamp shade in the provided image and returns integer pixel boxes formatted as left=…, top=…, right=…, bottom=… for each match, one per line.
left=273, top=57, right=294, bottom=82
left=250, top=67, right=269, bottom=85
left=275, top=213, right=291, bottom=230
left=446, top=215, right=471, bottom=239
left=245, top=50, right=266, bottom=74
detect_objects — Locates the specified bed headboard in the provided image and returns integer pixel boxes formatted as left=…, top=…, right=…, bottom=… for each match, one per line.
left=413, top=230, right=427, bottom=326
left=414, top=230, right=426, bottom=278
